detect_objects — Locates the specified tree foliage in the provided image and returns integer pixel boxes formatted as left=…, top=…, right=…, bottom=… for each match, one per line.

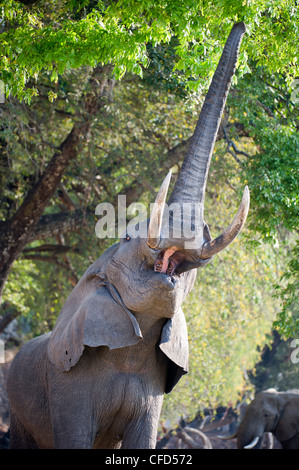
left=227, top=68, right=299, bottom=339
left=0, top=0, right=298, bottom=101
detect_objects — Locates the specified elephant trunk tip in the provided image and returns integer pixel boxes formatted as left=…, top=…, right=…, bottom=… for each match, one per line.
left=233, top=21, right=246, bottom=33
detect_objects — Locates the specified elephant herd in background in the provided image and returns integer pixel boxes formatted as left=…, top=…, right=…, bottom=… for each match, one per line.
left=1, top=387, right=299, bottom=449
left=4, top=21, right=299, bottom=449
left=231, top=389, right=299, bottom=449
left=160, top=389, right=299, bottom=449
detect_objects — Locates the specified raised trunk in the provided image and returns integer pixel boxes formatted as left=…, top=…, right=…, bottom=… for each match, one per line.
left=146, top=23, right=248, bottom=263
left=169, top=22, right=246, bottom=205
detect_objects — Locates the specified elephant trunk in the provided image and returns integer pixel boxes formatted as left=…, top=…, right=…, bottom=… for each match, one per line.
left=147, top=22, right=249, bottom=261
left=168, top=22, right=246, bottom=206
left=237, top=418, right=264, bottom=449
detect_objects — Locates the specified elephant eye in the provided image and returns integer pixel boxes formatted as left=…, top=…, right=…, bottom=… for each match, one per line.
left=125, top=234, right=131, bottom=241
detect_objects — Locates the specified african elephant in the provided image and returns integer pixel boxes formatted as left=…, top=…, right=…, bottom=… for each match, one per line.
left=7, top=22, right=248, bottom=449
left=237, top=389, right=299, bottom=449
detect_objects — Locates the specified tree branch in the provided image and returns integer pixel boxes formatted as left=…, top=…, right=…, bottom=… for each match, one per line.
left=26, top=208, right=94, bottom=243
left=23, top=244, right=73, bottom=254
left=222, top=126, right=251, bottom=166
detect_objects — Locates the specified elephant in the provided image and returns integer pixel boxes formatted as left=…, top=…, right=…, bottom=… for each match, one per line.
left=236, top=389, right=299, bottom=449
left=7, top=22, right=249, bottom=449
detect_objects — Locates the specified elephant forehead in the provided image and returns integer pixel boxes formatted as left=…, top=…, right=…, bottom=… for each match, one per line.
left=252, top=393, right=280, bottom=413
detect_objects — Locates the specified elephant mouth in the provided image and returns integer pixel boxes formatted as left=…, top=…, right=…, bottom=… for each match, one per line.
left=154, top=247, right=185, bottom=277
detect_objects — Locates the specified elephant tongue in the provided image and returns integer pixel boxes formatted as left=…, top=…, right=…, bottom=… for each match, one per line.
left=154, top=246, right=179, bottom=275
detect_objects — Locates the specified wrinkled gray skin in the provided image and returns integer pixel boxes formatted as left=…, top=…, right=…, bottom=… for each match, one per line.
left=7, top=23, right=248, bottom=449
left=237, top=389, right=299, bottom=449
left=7, top=241, right=196, bottom=449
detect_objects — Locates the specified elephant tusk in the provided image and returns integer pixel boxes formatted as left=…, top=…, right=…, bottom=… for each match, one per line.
left=217, top=432, right=238, bottom=440
left=184, top=426, right=213, bottom=449
left=243, top=436, right=260, bottom=449
left=147, top=171, right=172, bottom=249
left=200, top=185, right=250, bottom=259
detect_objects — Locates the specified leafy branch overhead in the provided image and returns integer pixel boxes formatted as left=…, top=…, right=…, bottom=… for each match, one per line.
left=0, top=0, right=298, bottom=101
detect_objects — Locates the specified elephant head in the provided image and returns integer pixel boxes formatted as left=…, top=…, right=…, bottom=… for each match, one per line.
left=47, top=22, right=248, bottom=392
left=237, top=389, right=299, bottom=449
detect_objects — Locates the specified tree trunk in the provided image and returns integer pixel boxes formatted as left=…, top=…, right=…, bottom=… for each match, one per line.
left=0, top=65, right=112, bottom=302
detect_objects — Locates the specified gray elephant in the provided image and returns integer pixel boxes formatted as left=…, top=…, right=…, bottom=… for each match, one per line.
left=7, top=22, right=248, bottom=449
left=237, top=389, right=299, bottom=449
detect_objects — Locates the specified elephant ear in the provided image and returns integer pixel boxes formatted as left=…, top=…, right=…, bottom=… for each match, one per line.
left=276, top=397, right=299, bottom=442
left=160, top=308, right=189, bottom=393
left=47, top=244, right=142, bottom=371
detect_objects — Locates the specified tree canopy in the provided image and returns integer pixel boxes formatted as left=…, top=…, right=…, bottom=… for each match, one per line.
left=0, top=0, right=298, bottom=423
left=1, top=0, right=298, bottom=101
